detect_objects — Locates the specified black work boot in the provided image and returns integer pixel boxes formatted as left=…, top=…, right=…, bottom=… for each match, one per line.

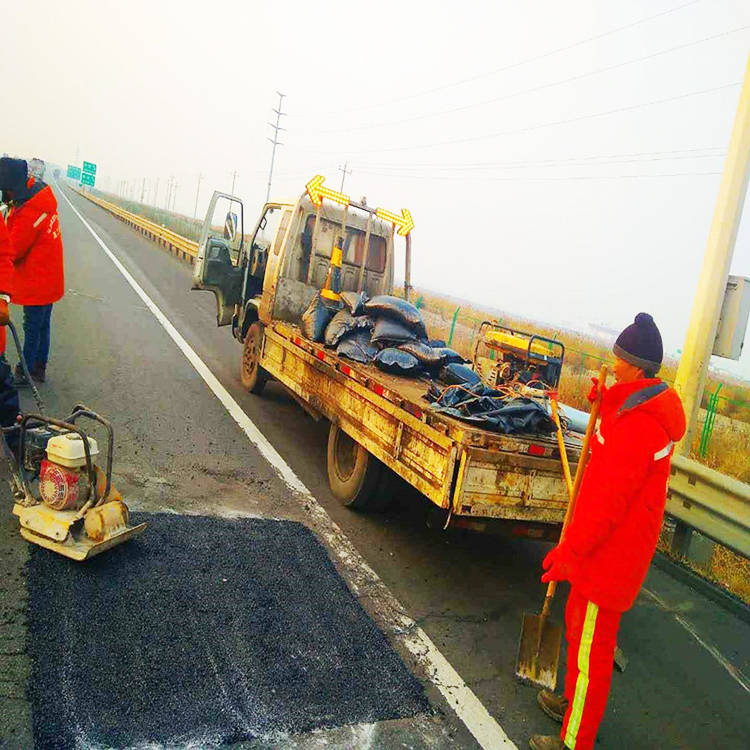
left=12, top=364, right=29, bottom=388
left=30, top=363, right=46, bottom=383
left=537, top=689, right=568, bottom=723
left=529, top=736, right=568, bottom=750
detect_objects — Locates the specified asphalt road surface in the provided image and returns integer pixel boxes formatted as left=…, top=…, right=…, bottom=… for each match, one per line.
left=1, top=183, right=748, bottom=749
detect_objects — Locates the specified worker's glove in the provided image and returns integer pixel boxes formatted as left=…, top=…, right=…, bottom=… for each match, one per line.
left=541, top=543, right=577, bottom=583
left=587, top=377, right=607, bottom=404
left=0, top=299, right=9, bottom=326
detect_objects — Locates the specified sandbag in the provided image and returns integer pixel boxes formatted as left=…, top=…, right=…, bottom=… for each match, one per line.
left=429, top=339, right=447, bottom=348
left=364, top=295, right=427, bottom=337
left=336, top=329, right=378, bottom=364
left=301, top=293, right=340, bottom=343
left=340, top=291, right=368, bottom=316
left=374, top=348, right=422, bottom=377
left=439, top=363, right=482, bottom=387
left=324, top=309, right=353, bottom=347
left=371, top=317, right=417, bottom=346
left=397, top=341, right=465, bottom=369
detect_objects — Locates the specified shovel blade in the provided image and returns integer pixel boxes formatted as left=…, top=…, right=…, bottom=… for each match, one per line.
left=515, top=612, right=563, bottom=691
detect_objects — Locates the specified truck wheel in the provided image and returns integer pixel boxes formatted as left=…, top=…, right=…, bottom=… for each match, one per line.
left=241, top=321, right=268, bottom=395
left=327, top=424, right=384, bottom=510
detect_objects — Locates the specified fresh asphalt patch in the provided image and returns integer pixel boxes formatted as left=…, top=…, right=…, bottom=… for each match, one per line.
left=26, top=513, right=430, bottom=748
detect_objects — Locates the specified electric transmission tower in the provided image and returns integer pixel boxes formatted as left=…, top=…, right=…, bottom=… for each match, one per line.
left=266, top=92, right=286, bottom=202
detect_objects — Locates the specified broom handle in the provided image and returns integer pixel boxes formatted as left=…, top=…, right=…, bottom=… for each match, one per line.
left=541, top=364, right=608, bottom=617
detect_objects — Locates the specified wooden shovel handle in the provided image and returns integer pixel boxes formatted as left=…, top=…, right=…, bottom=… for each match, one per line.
left=542, top=364, right=608, bottom=612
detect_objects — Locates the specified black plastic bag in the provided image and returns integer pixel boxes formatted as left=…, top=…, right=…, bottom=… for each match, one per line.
left=429, top=339, right=447, bottom=348
left=438, top=363, right=482, bottom=387
left=301, top=292, right=340, bottom=342
left=371, top=317, right=417, bottom=346
left=336, top=329, right=378, bottom=364
left=364, top=295, right=428, bottom=338
left=340, top=291, right=369, bottom=316
left=460, top=399, right=555, bottom=435
left=374, top=348, right=422, bottom=376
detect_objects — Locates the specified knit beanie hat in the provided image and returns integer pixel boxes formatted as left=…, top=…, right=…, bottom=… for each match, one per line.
left=0, top=158, right=28, bottom=191
left=613, top=313, right=663, bottom=374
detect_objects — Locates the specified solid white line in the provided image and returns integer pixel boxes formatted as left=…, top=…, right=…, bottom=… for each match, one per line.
left=642, top=587, right=750, bottom=695
left=58, top=186, right=517, bottom=750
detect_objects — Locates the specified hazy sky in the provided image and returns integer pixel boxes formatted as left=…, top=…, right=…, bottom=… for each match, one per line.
left=4, top=0, right=750, bottom=377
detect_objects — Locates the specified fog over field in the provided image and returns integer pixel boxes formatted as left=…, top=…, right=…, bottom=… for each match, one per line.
left=4, top=0, right=750, bottom=377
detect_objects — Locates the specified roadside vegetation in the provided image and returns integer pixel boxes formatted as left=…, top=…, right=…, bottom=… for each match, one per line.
left=93, top=189, right=750, bottom=603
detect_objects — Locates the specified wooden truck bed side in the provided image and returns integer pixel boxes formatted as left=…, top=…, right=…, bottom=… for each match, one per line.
left=260, top=321, right=581, bottom=524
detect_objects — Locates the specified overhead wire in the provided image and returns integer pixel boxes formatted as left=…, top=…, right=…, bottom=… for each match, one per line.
left=287, top=0, right=706, bottom=118
left=290, top=82, right=740, bottom=155
left=300, top=24, right=750, bottom=135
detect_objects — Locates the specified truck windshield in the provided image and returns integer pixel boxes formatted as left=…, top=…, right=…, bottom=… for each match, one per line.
left=304, top=215, right=386, bottom=273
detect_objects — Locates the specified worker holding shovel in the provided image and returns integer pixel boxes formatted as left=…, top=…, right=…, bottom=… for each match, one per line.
left=529, top=313, right=685, bottom=750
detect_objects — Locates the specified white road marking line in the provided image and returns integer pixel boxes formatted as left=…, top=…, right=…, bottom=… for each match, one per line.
left=58, top=186, right=517, bottom=750
left=642, top=587, right=750, bottom=695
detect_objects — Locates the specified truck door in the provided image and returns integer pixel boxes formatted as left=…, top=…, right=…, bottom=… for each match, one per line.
left=191, top=191, right=245, bottom=326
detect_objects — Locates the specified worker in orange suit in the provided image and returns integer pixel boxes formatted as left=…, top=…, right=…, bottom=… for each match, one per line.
left=0, top=157, right=65, bottom=386
left=529, top=313, right=686, bottom=750
left=0, top=212, right=20, bottom=441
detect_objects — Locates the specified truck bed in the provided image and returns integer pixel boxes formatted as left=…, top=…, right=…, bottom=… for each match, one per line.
left=261, top=321, right=582, bottom=526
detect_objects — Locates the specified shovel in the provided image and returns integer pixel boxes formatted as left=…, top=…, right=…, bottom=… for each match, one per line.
left=515, top=365, right=608, bottom=690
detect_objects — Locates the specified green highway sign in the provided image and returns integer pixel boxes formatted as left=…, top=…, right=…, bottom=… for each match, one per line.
left=82, top=161, right=97, bottom=175
left=80, top=172, right=96, bottom=187
left=67, top=165, right=81, bottom=180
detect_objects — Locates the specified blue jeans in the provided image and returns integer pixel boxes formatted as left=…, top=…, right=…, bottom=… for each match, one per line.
left=22, top=304, right=53, bottom=369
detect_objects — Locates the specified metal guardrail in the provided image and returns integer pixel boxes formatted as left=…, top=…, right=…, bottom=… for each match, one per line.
left=74, top=187, right=750, bottom=560
left=77, top=190, right=198, bottom=263
left=668, top=454, right=750, bottom=559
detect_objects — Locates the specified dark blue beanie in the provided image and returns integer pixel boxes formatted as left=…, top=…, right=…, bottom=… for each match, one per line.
left=613, top=313, right=663, bottom=374
left=0, top=157, right=28, bottom=192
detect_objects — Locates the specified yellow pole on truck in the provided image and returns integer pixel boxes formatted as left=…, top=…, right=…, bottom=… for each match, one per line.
left=673, top=52, right=750, bottom=455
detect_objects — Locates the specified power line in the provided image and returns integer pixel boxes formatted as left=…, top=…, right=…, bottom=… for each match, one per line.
left=292, top=81, right=740, bottom=156
left=289, top=0, right=705, bottom=118
left=301, top=24, right=750, bottom=135
left=352, top=169, right=722, bottom=182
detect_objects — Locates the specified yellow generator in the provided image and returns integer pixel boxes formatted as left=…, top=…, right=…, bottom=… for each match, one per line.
left=473, top=322, right=565, bottom=391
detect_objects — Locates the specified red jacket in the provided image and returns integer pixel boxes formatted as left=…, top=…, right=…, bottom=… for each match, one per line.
left=559, top=379, right=686, bottom=612
left=0, top=215, right=12, bottom=354
left=6, top=182, right=64, bottom=306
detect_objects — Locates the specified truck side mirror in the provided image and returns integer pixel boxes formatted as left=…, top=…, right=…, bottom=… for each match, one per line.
left=224, top=212, right=238, bottom=242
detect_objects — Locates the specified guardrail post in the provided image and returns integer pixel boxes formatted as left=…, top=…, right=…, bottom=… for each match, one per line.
left=671, top=520, right=693, bottom=558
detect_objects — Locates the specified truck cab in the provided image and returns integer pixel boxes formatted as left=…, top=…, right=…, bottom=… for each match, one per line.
left=192, top=189, right=397, bottom=389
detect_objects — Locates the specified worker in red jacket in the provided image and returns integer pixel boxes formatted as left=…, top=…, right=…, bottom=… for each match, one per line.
left=0, top=213, right=21, bottom=439
left=529, top=313, right=686, bottom=750
left=0, top=157, right=64, bottom=385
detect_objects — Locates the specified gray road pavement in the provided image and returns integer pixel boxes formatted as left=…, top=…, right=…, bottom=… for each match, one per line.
left=2, top=183, right=748, bottom=749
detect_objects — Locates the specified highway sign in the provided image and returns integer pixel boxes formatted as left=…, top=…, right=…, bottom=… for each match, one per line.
left=82, top=161, right=97, bottom=175
left=67, top=165, right=81, bottom=180
left=80, top=172, right=96, bottom=187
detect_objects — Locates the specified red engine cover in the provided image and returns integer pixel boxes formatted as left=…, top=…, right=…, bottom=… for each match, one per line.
left=39, top=460, right=88, bottom=510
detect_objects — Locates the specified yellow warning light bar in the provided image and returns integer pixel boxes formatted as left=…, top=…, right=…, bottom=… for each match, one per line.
left=305, top=175, right=350, bottom=207
left=375, top=207, right=414, bottom=236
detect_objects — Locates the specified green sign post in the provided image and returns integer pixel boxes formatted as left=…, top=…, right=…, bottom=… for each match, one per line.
left=81, top=160, right=97, bottom=188
left=67, top=165, right=81, bottom=180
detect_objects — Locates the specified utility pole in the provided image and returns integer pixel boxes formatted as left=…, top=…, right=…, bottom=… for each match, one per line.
left=154, top=177, right=159, bottom=207
left=165, top=177, right=173, bottom=210
left=172, top=181, right=179, bottom=213
left=266, top=91, right=286, bottom=202
left=140, top=177, right=145, bottom=204
left=230, top=170, right=239, bottom=197
left=194, top=173, right=203, bottom=219
left=673, top=52, right=750, bottom=455
left=338, top=161, right=352, bottom=192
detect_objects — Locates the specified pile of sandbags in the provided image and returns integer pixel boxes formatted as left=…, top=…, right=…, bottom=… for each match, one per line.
left=300, top=292, right=464, bottom=377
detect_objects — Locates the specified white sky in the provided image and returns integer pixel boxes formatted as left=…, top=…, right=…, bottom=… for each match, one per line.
left=4, top=0, right=750, bottom=377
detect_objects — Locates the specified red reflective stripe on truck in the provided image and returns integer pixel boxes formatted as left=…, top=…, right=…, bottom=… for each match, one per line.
left=527, top=444, right=546, bottom=456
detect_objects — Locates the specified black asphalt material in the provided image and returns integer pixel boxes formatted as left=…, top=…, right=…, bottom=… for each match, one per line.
left=27, top=514, right=429, bottom=748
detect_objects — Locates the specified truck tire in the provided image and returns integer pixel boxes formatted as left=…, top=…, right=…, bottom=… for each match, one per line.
left=327, top=423, right=384, bottom=510
left=241, top=321, right=268, bottom=395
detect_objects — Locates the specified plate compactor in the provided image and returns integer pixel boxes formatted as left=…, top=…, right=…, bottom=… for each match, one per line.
left=2, top=323, right=146, bottom=561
